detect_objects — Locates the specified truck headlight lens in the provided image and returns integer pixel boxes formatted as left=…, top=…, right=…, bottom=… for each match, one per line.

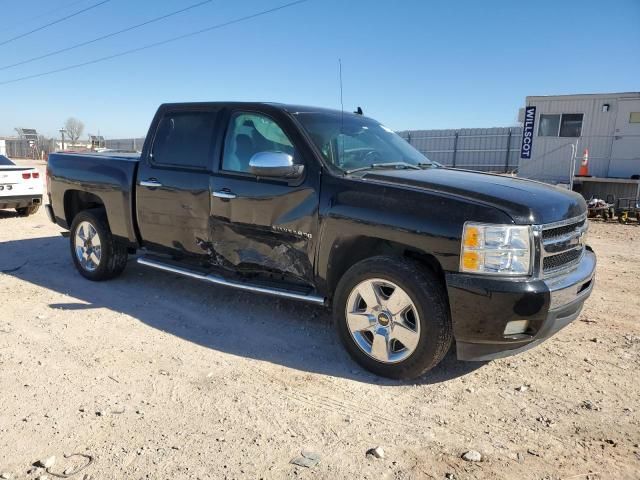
left=460, top=223, right=532, bottom=275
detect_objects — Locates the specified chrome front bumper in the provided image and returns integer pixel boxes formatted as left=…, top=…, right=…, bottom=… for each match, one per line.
left=545, top=248, right=596, bottom=311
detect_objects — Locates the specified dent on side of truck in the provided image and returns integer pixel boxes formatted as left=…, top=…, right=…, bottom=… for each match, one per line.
left=195, top=183, right=319, bottom=285
left=196, top=220, right=314, bottom=283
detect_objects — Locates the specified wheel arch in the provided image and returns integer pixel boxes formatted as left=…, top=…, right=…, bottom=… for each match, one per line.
left=63, top=189, right=106, bottom=227
left=325, top=235, right=447, bottom=301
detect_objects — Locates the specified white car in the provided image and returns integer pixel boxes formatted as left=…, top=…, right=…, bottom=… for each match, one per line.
left=0, top=155, right=43, bottom=216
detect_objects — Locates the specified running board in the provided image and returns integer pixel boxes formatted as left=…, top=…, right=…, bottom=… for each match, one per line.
left=137, top=256, right=326, bottom=305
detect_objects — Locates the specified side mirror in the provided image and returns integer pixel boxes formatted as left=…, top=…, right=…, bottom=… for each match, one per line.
left=248, top=152, right=304, bottom=178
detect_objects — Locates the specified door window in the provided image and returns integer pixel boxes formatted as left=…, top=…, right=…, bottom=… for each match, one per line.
left=152, top=111, right=216, bottom=169
left=222, top=113, right=296, bottom=173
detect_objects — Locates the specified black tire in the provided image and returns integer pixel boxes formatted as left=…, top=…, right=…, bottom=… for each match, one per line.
left=69, top=209, right=128, bottom=281
left=16, top=205, right=40, bottom=216
left=333, top=256, right=452, bottom=379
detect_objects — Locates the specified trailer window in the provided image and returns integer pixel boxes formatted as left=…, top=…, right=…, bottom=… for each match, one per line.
left=559, top=114, right=583, bottom=137
left=538, top=114, right=560, bottom=136
left=630, top=112, right=640, bottom=123
left=538, top=113, right=583, bottom=137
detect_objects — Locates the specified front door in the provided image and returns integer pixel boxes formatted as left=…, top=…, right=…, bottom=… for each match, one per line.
left=208, top=110, right=319, bottom=286
left=609, top=99, right=640, bottom=178
left=136, top=107, right=219, bottom=256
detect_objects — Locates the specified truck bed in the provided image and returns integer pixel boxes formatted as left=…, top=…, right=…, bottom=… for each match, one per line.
left=47, top=151, right=140, bottom=244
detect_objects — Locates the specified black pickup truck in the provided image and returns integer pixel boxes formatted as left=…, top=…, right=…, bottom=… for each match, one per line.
left=46, top=102, right=596, bottom=379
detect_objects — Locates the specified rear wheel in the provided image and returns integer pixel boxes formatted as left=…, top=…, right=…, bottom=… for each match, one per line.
left=16, top=205, right=40, bottom=216
left=333, top=256, right=452, bottom=379
left=69, top=209, right=128, bottom=281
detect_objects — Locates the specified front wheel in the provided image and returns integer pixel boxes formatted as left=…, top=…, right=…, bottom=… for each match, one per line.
left=69, top=209, right=128, bottom=281
left=333, top=256, right=452, bottom=379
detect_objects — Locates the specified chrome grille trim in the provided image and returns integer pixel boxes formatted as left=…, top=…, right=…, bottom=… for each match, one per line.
left=540, top=212, right=587, bottom=231
left=538, top=214, right=588, bottom=278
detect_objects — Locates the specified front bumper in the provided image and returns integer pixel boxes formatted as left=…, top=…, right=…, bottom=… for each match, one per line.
left=446, top=248, right=596, bottom=361
left=0, top=194, right=42, bottom=210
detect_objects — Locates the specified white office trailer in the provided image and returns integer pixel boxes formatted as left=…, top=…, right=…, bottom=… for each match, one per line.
left=517, top=92, right=640, bottom=199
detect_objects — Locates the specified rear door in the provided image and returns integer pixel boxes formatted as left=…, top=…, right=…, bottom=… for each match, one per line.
left=609, top=99, right=640, bottom=178
left=136, top=106, right=220, bottom=256
left=208, top=109, right=320, bottom=286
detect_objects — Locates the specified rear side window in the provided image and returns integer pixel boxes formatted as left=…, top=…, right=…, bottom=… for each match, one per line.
left=152, top=111, right=216, bottom=168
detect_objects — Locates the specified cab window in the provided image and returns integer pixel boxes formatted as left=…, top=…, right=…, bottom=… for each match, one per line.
left=222, top=113, right=296, bottom=173
left=152, top=111, right=216, bottom=169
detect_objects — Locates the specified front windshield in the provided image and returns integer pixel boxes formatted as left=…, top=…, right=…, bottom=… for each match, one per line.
left=293, top=112, right=436, bottom=173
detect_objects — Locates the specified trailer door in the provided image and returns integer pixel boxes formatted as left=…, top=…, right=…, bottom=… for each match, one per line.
left=609, top=99, right=640, bottom=178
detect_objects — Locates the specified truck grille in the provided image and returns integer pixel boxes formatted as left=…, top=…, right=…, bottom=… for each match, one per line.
left=541, top=215, right=587, bottom=276
left=543, top=249, right=582, bottom=271
left=542, top=218, right=586, bottom=240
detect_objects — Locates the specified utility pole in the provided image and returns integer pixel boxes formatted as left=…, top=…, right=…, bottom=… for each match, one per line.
left=59, top=128, right=66, bottom=151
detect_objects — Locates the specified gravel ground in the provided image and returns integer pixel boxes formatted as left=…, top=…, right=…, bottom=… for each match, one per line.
left=0, top=160, right=638, bottom=479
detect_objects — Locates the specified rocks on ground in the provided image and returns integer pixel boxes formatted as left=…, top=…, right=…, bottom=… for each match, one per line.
left=366, top=446, right=385, bottom=459
left=34, top=456, right=55, bottom=469
left=461, top=450, right=482, bottom=462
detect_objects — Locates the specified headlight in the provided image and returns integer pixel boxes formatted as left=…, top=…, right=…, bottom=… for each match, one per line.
left=460, top=222, right=532, bottom=276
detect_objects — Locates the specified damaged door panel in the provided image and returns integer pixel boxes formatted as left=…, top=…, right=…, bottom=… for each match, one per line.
left=207, top=179, right=319, bottom=285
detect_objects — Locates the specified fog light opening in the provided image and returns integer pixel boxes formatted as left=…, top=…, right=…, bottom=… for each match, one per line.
left=504, top=320, right=530, bottom=336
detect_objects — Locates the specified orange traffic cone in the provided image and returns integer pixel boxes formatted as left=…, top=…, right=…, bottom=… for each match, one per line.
left=577, top=149, right=590, bottom=176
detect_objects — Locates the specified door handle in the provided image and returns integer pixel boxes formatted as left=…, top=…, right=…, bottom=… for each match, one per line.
left=140, top=179, right=162, bottom=188
left=213, top=189, right=237, bottom=199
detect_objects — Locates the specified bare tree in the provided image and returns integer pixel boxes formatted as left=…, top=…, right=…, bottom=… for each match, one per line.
left=65, top=117, right=85, bottom=144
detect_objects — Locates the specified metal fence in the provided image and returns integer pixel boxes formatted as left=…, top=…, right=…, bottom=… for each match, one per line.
left=2, top=138, right=56, bottom=159
left=104, top=137, right=146, bottom=152
left=397, top=127, right=523, bottom=173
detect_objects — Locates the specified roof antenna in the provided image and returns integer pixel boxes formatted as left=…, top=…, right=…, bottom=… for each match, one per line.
left=354, top=106, right=363, bottom=115
left=338, top=58, right=344, bottom=119
left=338, top=58, right=345, bottom=167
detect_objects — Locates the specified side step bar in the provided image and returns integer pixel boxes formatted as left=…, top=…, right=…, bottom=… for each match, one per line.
left=137, top=256, right=326, bottom=305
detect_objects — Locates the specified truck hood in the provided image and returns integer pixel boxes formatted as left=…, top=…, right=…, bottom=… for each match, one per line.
left=361, top=167, right=586, bottom=225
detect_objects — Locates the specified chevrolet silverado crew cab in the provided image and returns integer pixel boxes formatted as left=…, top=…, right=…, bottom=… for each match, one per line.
left=45, top=102, right=596, bottom=379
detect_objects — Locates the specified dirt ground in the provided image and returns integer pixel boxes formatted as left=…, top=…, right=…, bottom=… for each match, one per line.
left=0, top=160, right=639, bottom=480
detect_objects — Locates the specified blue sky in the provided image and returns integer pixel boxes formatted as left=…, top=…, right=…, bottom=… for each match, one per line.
left=0, top=0, right=638, bottom=138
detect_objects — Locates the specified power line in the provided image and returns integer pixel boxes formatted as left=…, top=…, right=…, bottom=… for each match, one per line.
left=0, top=0, right=214, bottom=71
left=0, top=0, right=111, bottom=48
left=0, top=0, right=89, bottom=37
left=0, top=0, right=310, bottom=86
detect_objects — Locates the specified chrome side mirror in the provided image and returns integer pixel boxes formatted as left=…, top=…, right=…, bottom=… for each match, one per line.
left=248, top=152, right=304, bottom=178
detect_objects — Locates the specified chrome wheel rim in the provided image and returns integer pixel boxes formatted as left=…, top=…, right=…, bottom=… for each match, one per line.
left=345, top=278, right=421, bottom=364
left=74, top=221, right=102, bottom=272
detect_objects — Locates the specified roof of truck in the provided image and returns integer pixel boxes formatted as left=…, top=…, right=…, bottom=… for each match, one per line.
left=158, top=102, right=369, bottom=119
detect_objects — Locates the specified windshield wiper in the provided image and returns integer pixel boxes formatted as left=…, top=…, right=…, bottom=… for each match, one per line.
left=417, top=161, right=438, bottom=168
left=345, top=162, right=422, bottom=174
